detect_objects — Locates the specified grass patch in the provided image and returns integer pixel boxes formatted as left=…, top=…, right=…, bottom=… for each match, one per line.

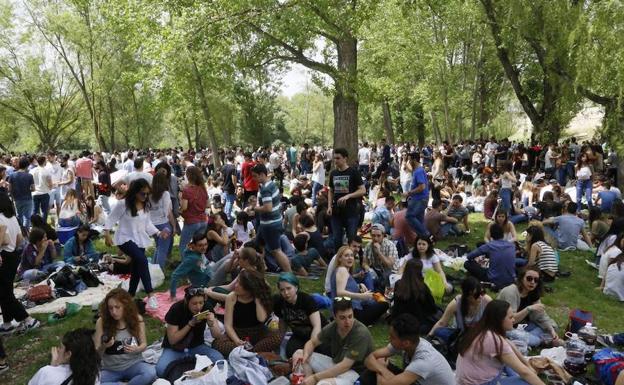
left=2, top=213, right=622, bottom=384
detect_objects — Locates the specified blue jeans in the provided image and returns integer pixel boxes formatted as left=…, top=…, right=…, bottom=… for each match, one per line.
left=48, top=188, right=62, bottom=214
left=224, top=193, right=237, bottom=221
left=312, top=181, right=323, bottom=207
left=33, top=193, right=50, bottom=223
left=433, top=327, right=458, bottom=344
left=576, top=179, right=592, bottom=210
left=507, top=322, right=548, bottom=347
left=101, top=361, right=156, bottom=385
left=22, top=261, right=65, bottom=281
left=330, top=213, right=359, bottom=248
left=406, top=198, right=429, bottom=237
left=510, top=214, right=528, bottom=224
left=441, top=222, right=462, bottom=237
left=499, top=188, right=512, bottom=215
left=118, top=241, right=152, bottom=295
left=153, top=223, right=173, bottom=270
left=14, top=199, right=33, bottom=229
left=98, top=194, right=111, bottom=215
left=556, top=166, right=567, bottom=187
left=155, top=345, right=224, bottom=377
left=179, top=222, right=207, bottom=255
left=481, top=369, right=530, bottom=385
left=59, top=216, right=81, bottom=228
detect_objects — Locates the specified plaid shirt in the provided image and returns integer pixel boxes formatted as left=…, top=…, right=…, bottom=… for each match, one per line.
left=363, top=238, right=399, bottom=274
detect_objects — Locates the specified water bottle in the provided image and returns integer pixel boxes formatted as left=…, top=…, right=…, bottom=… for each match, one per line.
left=291, top=358, right=305, bottom=385
left=564, top=333, right=587, bottom=375
left=578, top=322, right=597, bottom=360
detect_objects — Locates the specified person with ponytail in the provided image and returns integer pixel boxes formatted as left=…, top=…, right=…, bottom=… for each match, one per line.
left=28, top=328, right=100, bottom=385
left=428, top=277, right=491, bottom=342
left=456, top=300, right=546, bottom=385
left=212, top=269, right=281, bottom=356
left=94, top=288, right=155, bottom=385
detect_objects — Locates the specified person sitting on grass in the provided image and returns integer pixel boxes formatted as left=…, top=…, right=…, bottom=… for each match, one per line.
left=497, top=268, right=560, bottom=349
left=425, top=199, right=461, bottom=240
left=362, top=313, right=455, bottom=385
left=371, top=195, right=396, bottom=235
left=94, top=288, right=156, bottom=385
left=464, top=223, right=516, bottom=290
left=155, top=287, right=224, bottom=378
left=293, top=296, right=374, bottom=385
left=18, top=227, right=63, bottom=282
left=63, top=224, right=100, bottom=265
left=169, top=231, right=212, bottom=300
left=484, top=211, right=517, bottom=243
left=291, top=233, right=327, bottom=276
left=446, top=194, right=471, bottom=234
left=542, top=201, right=592, bottom=251
left=524, top=225, right=558, bottom=281
left=456, top=300, right=547, bottom=385
left=28, top=328, right=100, bottom=385
left=361, top=224, right=399, bottom=291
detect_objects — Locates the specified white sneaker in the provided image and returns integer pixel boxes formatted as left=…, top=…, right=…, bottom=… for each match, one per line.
left=148, top=296, right=158, bottom=310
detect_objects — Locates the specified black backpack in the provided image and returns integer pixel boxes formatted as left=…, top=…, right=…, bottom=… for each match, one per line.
left=48, top=265, right=78, bottom=291
left=163, top=356, right=197, bottom=383
left=76, top=266, right=102, bottom=287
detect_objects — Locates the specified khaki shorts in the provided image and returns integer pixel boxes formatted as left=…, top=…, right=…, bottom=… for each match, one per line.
left=308, top=352, right=359, bottom=385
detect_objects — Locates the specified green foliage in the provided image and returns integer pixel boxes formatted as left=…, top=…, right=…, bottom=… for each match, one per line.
left=276, top=86, right=332, bottom=145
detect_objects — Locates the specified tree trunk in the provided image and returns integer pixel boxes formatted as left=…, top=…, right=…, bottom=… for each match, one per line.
left=430, top=111, right=441, bottom=144
left=333, top=36, right=358, bottom=165
left=107, top=94, right=116, bottom=151
left=395, top=105, right=405, bottom=143
left=190, top=57, right=220, bottom=168
left=414, top=102, right=425, bottom=147
left=470, top=42, right=485, bottom=140
left=182, top=113, right=193, bottom=150
left=382, top=99, right=395, bottom=145
left=194, top=114, right=201, bottom=149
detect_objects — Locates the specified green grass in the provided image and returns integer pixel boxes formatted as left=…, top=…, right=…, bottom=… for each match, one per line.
left=2, top=213, right=622, bottom=384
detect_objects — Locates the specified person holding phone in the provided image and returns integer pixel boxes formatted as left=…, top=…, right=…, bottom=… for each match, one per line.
left=155, top=287, right=224, bottom=377
left=94, top=288, right=155, bottom=385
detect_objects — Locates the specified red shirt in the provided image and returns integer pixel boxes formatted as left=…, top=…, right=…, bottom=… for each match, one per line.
left=181, top=185, right=208, bottom=224
left=75, top=157, right=93, bottom=179
left=241, top=160, right=258, bottom=192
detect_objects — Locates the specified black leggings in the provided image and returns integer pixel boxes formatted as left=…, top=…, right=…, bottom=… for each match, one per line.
left=354, top=301, right=389, bottom=326
left=0, top=250, right=29, bottom=323
left=0, top=337, right=5, bottom=359
left=360, top=364, right=408, bottom=385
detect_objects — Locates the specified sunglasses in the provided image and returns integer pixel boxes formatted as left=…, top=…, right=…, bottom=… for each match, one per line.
left=186, top=287, right=205, bottom=297
left=334, top=296, right=352, bottom=302
left=525, top=276, right=540, bottom=283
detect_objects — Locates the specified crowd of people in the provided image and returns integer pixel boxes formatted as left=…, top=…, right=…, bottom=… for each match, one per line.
left=0, top=136, right=622, bottom=385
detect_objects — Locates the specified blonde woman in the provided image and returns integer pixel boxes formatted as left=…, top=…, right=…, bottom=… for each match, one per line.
left=58, top=189, right=82, bottom=227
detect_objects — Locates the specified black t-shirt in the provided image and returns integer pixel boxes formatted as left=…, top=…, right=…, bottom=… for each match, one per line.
left=163, top=301, right=209, bottom=349
left=273, top=292, right=320, bottom=339
left=328, top=166, right=363, bottom=215
left=221, top=164, right=237, bottom=194
left=496, top=145, right=509, bottom=161
left=536, top=201, right=562, bottom=219
left=98, top=171, right=112, bottom=196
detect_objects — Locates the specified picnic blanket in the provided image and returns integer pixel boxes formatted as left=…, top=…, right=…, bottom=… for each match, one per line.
left=266, top=264, right=324, bottom=280
left=14, top=272, right=124, bottom=315
left=143, top=286, right=188, bottom=322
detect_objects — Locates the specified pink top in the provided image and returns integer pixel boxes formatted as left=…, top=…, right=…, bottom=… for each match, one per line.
left=75, top=157, right=93, bottom=179
left=456, top=331, right=513, bottom=385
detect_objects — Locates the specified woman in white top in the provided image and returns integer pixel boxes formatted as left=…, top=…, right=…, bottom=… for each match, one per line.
left=0, top=192, right=41, bottom=334
left=401, top=235, right=451, bottom=292
left=485, top=212, right=517, bottom=243
left=599, top=233, right=624, bottom=283
left=58, top=189, right=82, bottom=227
left=399, top=153, right=413, bottom=196
left=28, top=328, right=100, bottom=385
left=575, top=153, right=593, bottom=211
left=311, top=153, right=325, bottom=207
left=149, top=173, right=175, bottom=270
left=431, top=151, right=444, bottom=180
left=499, top=163, right=517, bottom=215
left=104, top=178, right=167, bottom=308
left=603, top=253, right=624, bottom=301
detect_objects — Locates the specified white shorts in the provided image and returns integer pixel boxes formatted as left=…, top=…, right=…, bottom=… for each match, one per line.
left=308, top=352, right=360, bottom=385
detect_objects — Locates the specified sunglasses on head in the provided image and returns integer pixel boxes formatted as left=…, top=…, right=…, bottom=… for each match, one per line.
left=334, top=296, right=352, bottom=302
left=525, top=276, right=540, bottom=283
left=185, top=287, right=204, bottom=297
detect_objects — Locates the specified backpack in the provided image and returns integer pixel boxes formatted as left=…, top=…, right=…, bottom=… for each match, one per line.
left=48, top=265, right=78, bottom=291
left=76, top=266, right=102, bottom=287
left=567, top=309, right=593, bottom=334
left=163, top=356, right=196, bottom=383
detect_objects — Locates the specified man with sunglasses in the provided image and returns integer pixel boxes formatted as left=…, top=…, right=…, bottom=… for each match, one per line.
left=293, top=296, right=373, bottom=385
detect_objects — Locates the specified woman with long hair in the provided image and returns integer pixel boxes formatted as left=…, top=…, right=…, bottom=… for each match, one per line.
left=311, top=152, right=325, bottom=207
left=603, top=253, right=624, bottom=301
left=205, top=246, right=266, bottom=302
left=576, top=152, right=593, bottom=211
left=84, top=195, right=106, bottom=227
left=391, top=259, right=439, bottom=334
left=28, top=328, right=100, bottom=385
left=402, top=235, right=451, bottom=292
left=179, top=166, right=208, bottom=254
left=456, top=300, right=546, bottom=385
left=330, top=245, right=388, bottom=326
left=525, top=226, right=558, bottom=280
left=104, top=179, right=165, bottom=307
left=155, top=287, right=224, bottom=377
left=588, top=206, right=610, bottom=247
left=429, top=277, right=491, bottom=341
left=497, top=268, right=559, bottom=348
left=94, top=160, right=112, bottom=215
left=212, top=269, right=281, bottom=356
left=498, top=163, right=517, bottom=215
left=0, top=192, right=40, bottom=334
left=63, top=224, right=100, bottom=265
left=149, top=172, right=175, bottom=269
left=94, top=288, right=155, bottom=385
left=58, top=189, right=82, bottom=227
left=274, top=272, right=325, bottom=357
left=399, top=152, right=413, bottom=195
left=485, top=211, right=517, bottom=242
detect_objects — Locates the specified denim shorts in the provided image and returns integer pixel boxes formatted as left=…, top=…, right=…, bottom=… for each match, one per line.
left=258, top=221, right=284, bottom=251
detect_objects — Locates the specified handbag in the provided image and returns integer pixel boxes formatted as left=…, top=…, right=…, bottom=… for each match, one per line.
left=27, top=284, right=53, bottom=303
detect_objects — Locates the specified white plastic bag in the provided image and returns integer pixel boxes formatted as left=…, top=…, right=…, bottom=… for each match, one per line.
left=201, top=360, right=229, bottom=385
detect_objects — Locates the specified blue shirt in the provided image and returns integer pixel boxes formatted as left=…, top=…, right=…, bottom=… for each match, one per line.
left=8, top=171, right=34, bottom=201
left=170, top=249, right=211, bottom=296
left=553, top=214, right=585, bottom=249
left=410, top=166, right=429, bottom=201
left=466, top=239, right=516, bottom=288
left=372, top=206, right=392, bottom=234
left=598, top=190, right=618, bottom=213
left=258, top=180, right=282, bottom=225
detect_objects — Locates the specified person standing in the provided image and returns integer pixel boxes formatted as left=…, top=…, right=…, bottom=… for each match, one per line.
left=178, top=166, right=208, bottom=255
left=241, top=152, right=258, bottom=206
left=45, top=152, right=63, bottom=224
left=8, top=157, right=35, bottom=231
left=251, top=163, right=292, bottom=272
left=403, top=154, right=431, bottom=238
left=221, top=153, right=238, bottom=222
left=327, top=148, right=366, bottom=248
left=94, top=160, right=112, bottom=215
left=288, top=143, right=298, bottom=178
left=358, top=142, right=372, bottom=177
left=149, top=173, right=175, bottom=270
left=75, top=151, right=95, bottom=199
left=104, top=179, right=164, bottom=308
left=311, top=153, right=325, bottom=208
left=30, top=155, right=53, bottom=224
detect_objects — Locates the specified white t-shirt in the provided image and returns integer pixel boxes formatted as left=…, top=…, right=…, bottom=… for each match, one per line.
left=150, top=191, right=172, bottom=226
left=28, top=364, right=99, bottom=385
left=604, top=264, right=624, bottom=302
left=599, top=246, right=622, bottom=279
left=311, top=162, right=325, bottom=185
left=233, top=222, right=254, bottom=243
left=125, top=171, right=153, bottom=185
left=358, top=147, right=371, bottom=166
left=545, top=149, right=555, bottom=169
left=0, top=213, right=20, bottom=252
left=31, top=166, right=51, bottom=195
left=45, top=162, right=63, bottom=184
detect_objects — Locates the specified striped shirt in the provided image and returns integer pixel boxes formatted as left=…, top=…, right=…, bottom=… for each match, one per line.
left=258, top=180, right=282, bottom=225
left=536, top=241, right=558, bottom=273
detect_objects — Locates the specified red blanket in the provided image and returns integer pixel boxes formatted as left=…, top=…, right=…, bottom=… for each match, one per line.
left=143, top=286, right=188, bottom=322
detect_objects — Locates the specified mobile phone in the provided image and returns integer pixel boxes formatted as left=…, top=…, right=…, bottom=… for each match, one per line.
left=193, top=310, right=211, bottom=321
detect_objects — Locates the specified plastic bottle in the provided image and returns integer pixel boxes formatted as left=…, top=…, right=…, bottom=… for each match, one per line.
left=243, top=336, right=253, bottom=351
left=564, top=333, right=587, bottom=375
left=578, top=322, right=597, bottom=360
left=291, top=359, right=305, bottom=385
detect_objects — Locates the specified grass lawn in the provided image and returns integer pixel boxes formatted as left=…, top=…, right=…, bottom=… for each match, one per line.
left=2, top=213, right=622, bottom=384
